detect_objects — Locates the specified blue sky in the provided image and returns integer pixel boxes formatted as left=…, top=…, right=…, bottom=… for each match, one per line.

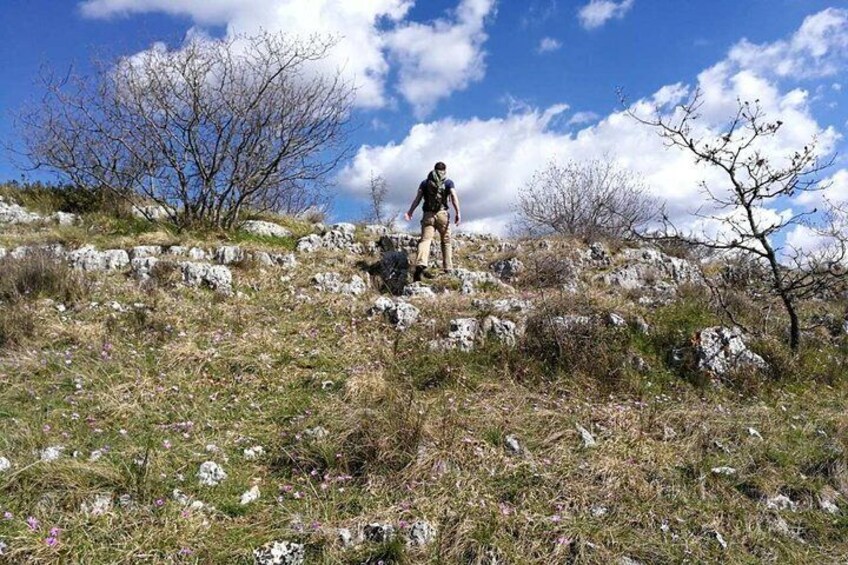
left=1, top=0, right=847, bottom=238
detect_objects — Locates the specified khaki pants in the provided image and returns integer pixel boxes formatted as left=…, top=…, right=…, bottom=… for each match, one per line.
left=415, top=210, right=452, bottom=270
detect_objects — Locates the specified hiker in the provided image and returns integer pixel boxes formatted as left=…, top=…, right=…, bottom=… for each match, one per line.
left=404, top=161, right=461, bottom=282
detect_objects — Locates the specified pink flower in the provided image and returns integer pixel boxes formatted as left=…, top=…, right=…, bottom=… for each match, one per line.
left=49, top=527, right=61, bottom=537
left=163, top=440, right=172, bottom=449
left=26, top=516, right=39, bottom=531
left=179, top=548, right=193, bottom=555
left=45, top=536, right=59, bottom=547
left=155, top=499, right=165, bottom=507
left=3, top=512, right=13, bottom=520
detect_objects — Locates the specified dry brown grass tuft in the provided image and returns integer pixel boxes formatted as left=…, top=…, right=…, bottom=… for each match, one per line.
left=0, top=251, right=88, bottom=305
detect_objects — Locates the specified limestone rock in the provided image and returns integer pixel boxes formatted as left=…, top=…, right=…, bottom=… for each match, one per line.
left=364, top=523, right=396, bottom=543
left=181, top=262, right=233, bottom=294
left=408, top=520, right=437, bottom=546
left=490, top=258, right=524, bottom=281
left=131, top=204, right=172, bottom=221
left=129, top=246, right=162, bottom=260
left=481, top=316, right=520, bottom=347
left=197, top=461, right=227, bottom=486
left=403, top=282, right=437, bottom=298
left=696, top=327, right=767, bottom=377
left=253, top=541, right=305, bottom=565
left=0, top=197, right=42, bottom=224
left=312, top=272, right=367, bottom=296
left=215, top=246, right=244, bottom=265
left=240, top=486, right=261, bottom=505
left=241, top=220, right=292, bottom=239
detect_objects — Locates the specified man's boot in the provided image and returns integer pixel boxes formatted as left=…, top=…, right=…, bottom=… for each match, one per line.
left=413, top=265, right=425, bottom=283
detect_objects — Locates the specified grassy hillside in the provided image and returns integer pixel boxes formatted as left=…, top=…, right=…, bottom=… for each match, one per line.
left=0, top=204, right=846, bottom=563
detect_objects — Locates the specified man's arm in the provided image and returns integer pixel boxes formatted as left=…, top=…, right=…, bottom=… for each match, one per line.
left=450, top=191, right=461, bottom=226
left=404, top=187, right=424, bottom=222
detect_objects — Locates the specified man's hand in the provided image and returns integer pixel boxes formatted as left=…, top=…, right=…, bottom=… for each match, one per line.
left=404, top=212, right=412, bottom=222
left=455, top=214, right=461, bottom=226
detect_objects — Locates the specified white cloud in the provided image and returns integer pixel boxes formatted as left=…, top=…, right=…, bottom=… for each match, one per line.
left=384, top=0, right=496, bottom=117
left=727, top=8, right=848, bottom=79
left=78, top=0, right=495, bottom=113
left=577, top=0, right=634, bottom=30
left=537, top=37, right=562, bottom=54
left=340, top=8, right=847, bottom=235
left=567, top=111, right=599, bottom=125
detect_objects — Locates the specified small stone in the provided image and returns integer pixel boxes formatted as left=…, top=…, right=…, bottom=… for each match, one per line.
left=747, top=427, right=763, bottom=440
left=244, top=446, right=265, bottom=460
left=607, top=312, right=627, bottom=327
left=82, top=493, right=113, bottom=516
left=766, top=494, right=797, bottom=512
left=240, top=486, right=261, bottom=505
left=712, top=530, right=728, bottom=550
left=40, top=446, right=65, bottom=462
left=304, top=426, right=329, bottom=440
left=504, top=435, right=522, bottom=455
left=363, top=523, right=395, bottom=543
left=711, top=466, right=737, bottom=476
left=576, top=425, right=596, bottom=448
left=403, top=282, right=437, bottom=298
left=337, top=528, right=354, bottom=547
left=197, top=461, right=227, bottom=486
left=0, top=457, right=10, bottom=472
left=253, top=540, right=305, bottom=565
left=591, top=505, right=609, bottom=518
left=407, top=520, right=437, bottom=546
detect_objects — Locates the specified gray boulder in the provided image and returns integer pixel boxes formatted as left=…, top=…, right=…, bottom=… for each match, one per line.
left=215, top=246, right=244, bottom=265
left=131, top=257, right=159, bottom=280
left=68, top=246, right=130, bottom=271
left=481, top=316, right=521, bottom=347
left=51, top=211, right=79, bottom=226
left=131, top=204, right=172, bottom=221
left=0, top=197, right=42, bottom=224
left=253, top=252, right=297, bottom=269
left=431, top=318, right=479, bottom=352
left=696, top=327, right=767, bottom=377
left=403, top=282, right=437, bottom=298
left=490, top=257, right=524, bottom=281
left=312, top=272, right=367, bottom=296
left=129, top=246, right=162, bottom=260
left=241, top=220, right=292, bottom=239
left=181, top=263, right=233, bottom=294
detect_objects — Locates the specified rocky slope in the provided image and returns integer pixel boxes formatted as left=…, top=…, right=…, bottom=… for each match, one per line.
left=0, top=200, right=846, bottom=564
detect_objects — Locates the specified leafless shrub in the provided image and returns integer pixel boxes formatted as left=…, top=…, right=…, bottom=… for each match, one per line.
left=517, top=158, right=659, bottom=241
left=366, top=172, right=396, bottom=228
left=628, top=89, right=844, bottom=350
left=18, top=31, right=354, bottom=230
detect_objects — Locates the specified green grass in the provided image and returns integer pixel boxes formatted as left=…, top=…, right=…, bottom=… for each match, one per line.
left=0, top=225, right=846, bottom=563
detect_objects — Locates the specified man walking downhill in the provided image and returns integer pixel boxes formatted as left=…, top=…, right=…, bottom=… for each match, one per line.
left=404, top=161, right=461, bottom=282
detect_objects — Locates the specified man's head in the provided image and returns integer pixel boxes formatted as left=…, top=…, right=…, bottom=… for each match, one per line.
left=434, top=161, right=447, bottom=172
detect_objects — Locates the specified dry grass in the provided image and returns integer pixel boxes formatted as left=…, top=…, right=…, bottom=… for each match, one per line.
left=0, top=228, right=845, bottom=563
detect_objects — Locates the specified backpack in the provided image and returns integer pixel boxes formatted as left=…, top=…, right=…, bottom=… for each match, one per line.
left=422, top=170, right=449, bottom=213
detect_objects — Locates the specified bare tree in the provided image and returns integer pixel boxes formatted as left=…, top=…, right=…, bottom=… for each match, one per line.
left=17, top=32, right=354, bottom=229
left=367, top=171, right=389, bottom=226
left=517, top=158, right=659, bottom=240
left=628, top=89, right=844, bottom=351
